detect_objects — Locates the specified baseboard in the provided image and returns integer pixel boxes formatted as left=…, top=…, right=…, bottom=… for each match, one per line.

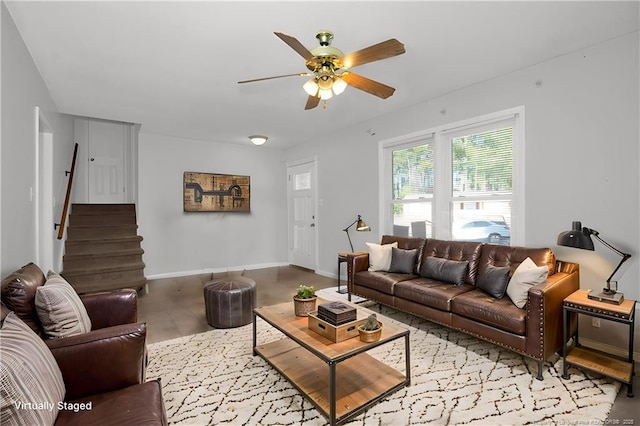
left=578, top=336, right=640, bottom=363
left=314, top=269, right=338, bottom=280
left=146, top=262, right=289, bottom=280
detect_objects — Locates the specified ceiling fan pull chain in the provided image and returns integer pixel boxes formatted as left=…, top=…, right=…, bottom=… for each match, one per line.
left=323, top=101, right=327, bottom=109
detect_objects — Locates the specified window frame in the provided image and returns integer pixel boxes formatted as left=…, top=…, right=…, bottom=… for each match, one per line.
left=379, top=106, right=525, bottom=245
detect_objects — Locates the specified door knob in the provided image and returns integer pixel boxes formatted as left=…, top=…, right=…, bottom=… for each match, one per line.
left=310, top=223, right=315, bottom=227
left=90, top=158, right=95, bottom=161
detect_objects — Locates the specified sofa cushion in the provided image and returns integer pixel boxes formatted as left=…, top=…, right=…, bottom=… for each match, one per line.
left=54, top=379, right=167, bottom=426
left=366, top=242, right=398, bottom=271
left=476, top=265, right=511, bottom=299
left=1, top=263, right=46, bottom=335
left=388, top=247, right=418, bottom=274
left=421, top=239, right=483, bottom=285
left=1, top=312, right=65, bottom=425
left=451, top=289, right=527, bottom=335
left=35, top=271, right=92, bottom=339
left=354, top=271, right=415, bottom=296
left=478, top=244, right=556, bottom=277
left=395, top=278, right=474, bottom=312
left=506, top=257, right=549, bottom=308
left=420, top=256, right=469, bottom=285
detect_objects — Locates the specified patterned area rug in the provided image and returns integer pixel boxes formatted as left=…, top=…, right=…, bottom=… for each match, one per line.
left=146, top=306, right=619, bottom=425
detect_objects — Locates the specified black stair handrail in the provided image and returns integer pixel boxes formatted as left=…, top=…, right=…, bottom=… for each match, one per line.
left=56, top=143, right=78, bottom=240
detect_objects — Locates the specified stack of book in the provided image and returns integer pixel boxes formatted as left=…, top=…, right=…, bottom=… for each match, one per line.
left=317, top=302, right=356, bottom=326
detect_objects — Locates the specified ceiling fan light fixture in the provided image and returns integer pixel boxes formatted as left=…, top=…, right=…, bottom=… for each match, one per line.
left=249, top=135, right=268, bottom=146
left=303, top=79, right=319, bottom=96
left=332, top=76, right=347, bottom=95
left=318, top=88, right=333, bottom=100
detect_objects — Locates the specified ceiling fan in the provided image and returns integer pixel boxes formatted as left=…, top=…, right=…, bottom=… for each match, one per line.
left=238, top=31, right=405, bottom=110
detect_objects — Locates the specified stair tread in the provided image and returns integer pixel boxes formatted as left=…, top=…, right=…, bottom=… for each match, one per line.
left=66, top=223, right=138, bottom=228
left=64, top=235, right=144, bottom=243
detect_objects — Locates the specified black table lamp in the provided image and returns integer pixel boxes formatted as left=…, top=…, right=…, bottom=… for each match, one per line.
left=557, top=221, right=631, bottom=304
left=343, top=215, right=370, bottom=252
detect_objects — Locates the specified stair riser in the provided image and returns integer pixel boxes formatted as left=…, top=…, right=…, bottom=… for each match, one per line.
left=63, top=267, right=145, bottom=285
left=71, top=204, right=136, bottom=215
left=64, top=239, right=143, bottom=255
left=67, top=226, right=138, bottom=239
left=69, top=214, right=137, bottom=227
left=66, top=278, right=147, bottom=294
left=63, top=254, right=144, bottom=271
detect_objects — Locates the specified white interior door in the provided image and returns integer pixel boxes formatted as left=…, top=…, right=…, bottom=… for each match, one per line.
left=288, top=160, right=317, bottom=270
left=88, top=120, right=125, bottom=203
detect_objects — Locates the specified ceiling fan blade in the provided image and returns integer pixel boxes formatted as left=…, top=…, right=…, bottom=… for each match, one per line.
left=341, top=72, right=396, bottom=99
left=305, top=95, right=320, bottom=110
left=340, top=39, right=405, bottom=69
left=274, top=32, right=314, bottom=61
left=238, top=73, right=310, bottom=84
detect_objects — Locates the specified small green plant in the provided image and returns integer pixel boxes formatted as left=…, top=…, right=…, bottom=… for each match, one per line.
left=361, top=314, right=381, bottom=331
left=295, top=284, right=315, bottom=299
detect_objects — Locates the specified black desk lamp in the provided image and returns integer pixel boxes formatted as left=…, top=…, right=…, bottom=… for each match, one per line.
left=557, top=221, right=631, bottom=304
left=343, top=215, right=370, bottom=252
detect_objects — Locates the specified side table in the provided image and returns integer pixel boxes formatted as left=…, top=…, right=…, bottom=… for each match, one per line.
left=562, top=289, right=635, bottom=397
left=337, top=252, right=366, bottom=294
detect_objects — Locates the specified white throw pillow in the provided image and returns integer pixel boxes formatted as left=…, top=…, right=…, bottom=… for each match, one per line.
left=0, top=312, right=65, bottom=425
left=366, top=242, right=398, bottom=271
left=506, top=257, right=549, bottom=308
left=35, top=271, right=92, bottom=339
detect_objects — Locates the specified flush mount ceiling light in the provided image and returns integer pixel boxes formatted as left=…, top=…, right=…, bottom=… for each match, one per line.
left=249, top=135, right=268, bottom=146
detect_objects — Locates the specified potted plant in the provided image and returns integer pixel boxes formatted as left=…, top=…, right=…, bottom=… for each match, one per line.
left=358, top=314, right=383, bottom=342
left=293, top=284, right=317, bottom=317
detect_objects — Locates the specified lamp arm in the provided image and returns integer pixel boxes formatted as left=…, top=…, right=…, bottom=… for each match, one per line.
left=589, top=230, right=632, bottom=285
left=343, top=218, right=359, bottom=253
left=342, top=218, right=359, bottom=233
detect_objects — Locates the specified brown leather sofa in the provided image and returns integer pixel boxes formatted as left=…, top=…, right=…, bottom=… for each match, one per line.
left=347, top=236, right=580, bottom=379
left=1, top=262, right=167, bottom=425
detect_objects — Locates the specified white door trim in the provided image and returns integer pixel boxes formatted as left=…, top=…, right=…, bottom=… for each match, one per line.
left=34, top=106, right=54, bottom=272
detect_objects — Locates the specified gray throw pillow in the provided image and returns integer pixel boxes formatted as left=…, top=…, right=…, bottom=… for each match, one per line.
left=477, top=265, right=511, bottom=298
left=388, top=247, right=418, bottom=274
left=420, top=256, right=469, bottom=285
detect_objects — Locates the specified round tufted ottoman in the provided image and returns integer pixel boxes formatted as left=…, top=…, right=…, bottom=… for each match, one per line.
left=203, top=276, right=257, bottom=328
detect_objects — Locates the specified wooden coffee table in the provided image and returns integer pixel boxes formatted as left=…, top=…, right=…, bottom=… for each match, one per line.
left=253, top=298, right=410, bottom=426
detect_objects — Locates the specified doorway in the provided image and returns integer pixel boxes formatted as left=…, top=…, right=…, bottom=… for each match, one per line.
left=287, top=159, right=318, bottom=270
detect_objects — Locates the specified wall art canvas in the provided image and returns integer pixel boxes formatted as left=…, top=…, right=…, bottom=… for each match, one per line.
left=183, top=172, right=250, bottom=212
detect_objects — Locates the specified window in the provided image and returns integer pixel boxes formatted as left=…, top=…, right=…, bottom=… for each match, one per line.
left=390, top=139, right=434, bottom=238
left=381, top=107, right=524, bottom=245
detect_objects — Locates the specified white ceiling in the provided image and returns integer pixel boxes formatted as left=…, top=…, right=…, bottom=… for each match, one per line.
left=6, top=1, right=639, bottom=149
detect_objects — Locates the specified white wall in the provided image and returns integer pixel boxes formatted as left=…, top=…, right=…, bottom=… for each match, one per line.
left=138, top=133, right=288, bottom=277
left=285, top=33, right=639, bottom=353
left=1, top=3, right=74, bottom=276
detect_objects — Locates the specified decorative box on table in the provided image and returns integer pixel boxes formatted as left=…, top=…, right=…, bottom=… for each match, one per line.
left=317, top=302, right=357, bottom=325
left=308, top=302, right=365, bottom=343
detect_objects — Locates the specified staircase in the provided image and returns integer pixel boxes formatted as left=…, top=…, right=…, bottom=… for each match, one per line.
left=61, top=204, right=146, bottom=294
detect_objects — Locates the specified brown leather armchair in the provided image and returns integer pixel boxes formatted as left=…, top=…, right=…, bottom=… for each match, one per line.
left=1, top=262, right=167, bottom=425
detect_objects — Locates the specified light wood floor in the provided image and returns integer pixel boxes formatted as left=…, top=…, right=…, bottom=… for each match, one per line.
left=137, top=265, right=638, bottom=422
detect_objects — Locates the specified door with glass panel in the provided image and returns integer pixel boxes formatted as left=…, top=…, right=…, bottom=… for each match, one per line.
left=287, top=161, right=317, bottom=270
